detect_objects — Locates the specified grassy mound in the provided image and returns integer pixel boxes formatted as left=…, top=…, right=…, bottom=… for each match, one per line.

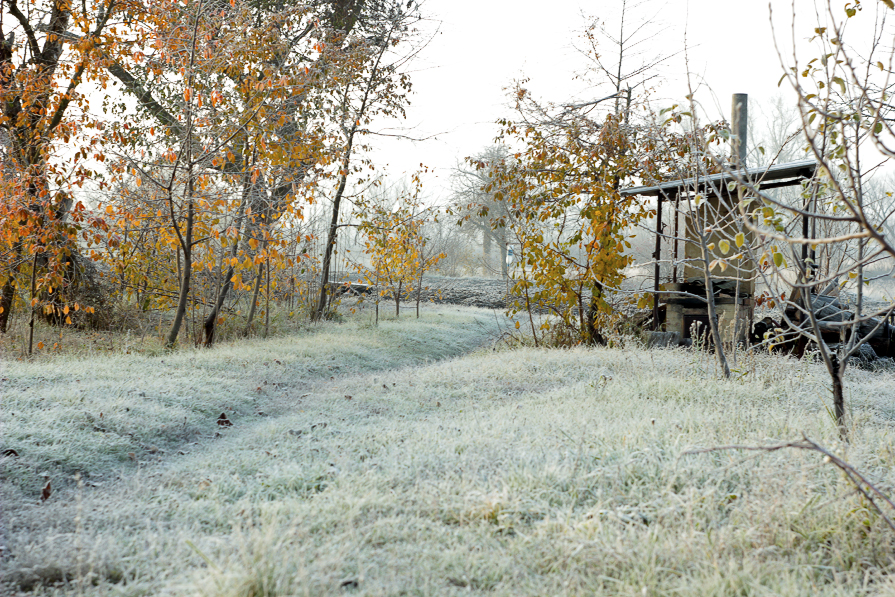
left=3, top=312, right=895, bottom=595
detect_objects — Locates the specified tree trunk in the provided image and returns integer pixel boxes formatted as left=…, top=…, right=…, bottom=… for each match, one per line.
left=203, top=180, right=252, bottom=346
left=264, top=254, right=270, bottom=338
left=244, top=263, right=264, bottom=335
left=27, top=253, right=37, bottom=356
left=204, top=263, right=234, bottom=346
left=482, top=229, right=492, bottom=274
left=698, top=234, right=731, bottom=378
left=0, top=277, right=15, bottom=333
left=395, top=279, right=401, bottom=317
left=585, top=281, right=606, bottom=346
left=700, top=269, right=731, bottom=377
left=165, top=197, right=194, bottom=348
left=499, top=235, right=508, bottom=278
left=832, top=362, right=847, bottom=440
left=416, top=267, right=423, bottom=318
left=314, top=157, right=350, bottom=321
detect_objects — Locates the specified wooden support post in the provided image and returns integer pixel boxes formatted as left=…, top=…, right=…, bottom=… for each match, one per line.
left=653, top=193, right=664, bottom=331
left=732, top=93, right=748, bottom=167
left=672, top=194, right=680, bottom=283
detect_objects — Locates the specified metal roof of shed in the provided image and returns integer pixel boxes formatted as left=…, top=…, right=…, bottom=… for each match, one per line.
left=620, top=158, right=818, bottom=198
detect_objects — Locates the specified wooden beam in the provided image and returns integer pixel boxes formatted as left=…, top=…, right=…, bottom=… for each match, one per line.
left=653, top=193, right=665, bottom=330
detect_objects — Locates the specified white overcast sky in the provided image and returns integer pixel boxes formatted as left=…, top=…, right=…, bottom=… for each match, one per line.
left=368, top=0, right=884, bottom=199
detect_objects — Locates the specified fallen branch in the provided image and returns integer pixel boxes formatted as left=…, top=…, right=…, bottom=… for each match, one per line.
left=683, top=434, right=895, bottom=535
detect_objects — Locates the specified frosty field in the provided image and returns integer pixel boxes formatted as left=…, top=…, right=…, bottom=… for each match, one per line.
left=3, top=305, right=895, bottom=596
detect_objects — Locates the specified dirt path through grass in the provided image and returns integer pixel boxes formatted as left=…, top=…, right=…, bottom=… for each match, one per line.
left=1, top=308, right=506, bottom=588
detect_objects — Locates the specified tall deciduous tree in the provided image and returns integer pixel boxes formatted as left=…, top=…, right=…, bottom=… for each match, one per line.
left=0, top=0, right=139, bottom=335
left=102, top=0, right=330, bottom=345
left=486, top=91, right=656, bottom=345
left=312, top=0, right=421, bottom=320
left=450, top=145, right=513, bottom=277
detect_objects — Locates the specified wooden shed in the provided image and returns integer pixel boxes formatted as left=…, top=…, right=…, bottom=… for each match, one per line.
left=620, top=158, right=818, bottom=342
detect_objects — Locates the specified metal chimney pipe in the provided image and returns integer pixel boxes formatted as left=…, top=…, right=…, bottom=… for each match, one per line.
left=731, top=93, right=748, bottom=167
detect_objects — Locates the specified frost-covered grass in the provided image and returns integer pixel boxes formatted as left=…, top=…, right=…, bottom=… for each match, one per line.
left=4, top=314, right=895, bottom=596
left=0, top=307, right=499, bottom=497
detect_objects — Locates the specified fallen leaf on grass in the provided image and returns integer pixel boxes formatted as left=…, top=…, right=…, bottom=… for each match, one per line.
left=2, top=448, right=18, bottom=457
left=217, top=413, right=233, bottom=427
left=40, top=481, right=51, bottom=502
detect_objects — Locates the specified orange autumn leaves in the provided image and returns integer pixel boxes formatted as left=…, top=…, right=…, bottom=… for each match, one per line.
left=0, top=0, right=414, bottom=346
left=476, top=110, right=651, bottom=343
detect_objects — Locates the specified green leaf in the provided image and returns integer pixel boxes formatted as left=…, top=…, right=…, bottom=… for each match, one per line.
left=719, top=240, right=730, bottom=254
left=773, top=252, right=784, bottom=268
left=833, top=76, right=847, bottom=94
left=778, top=73, right=787, bottom=87
left=874, top=121, right=884, bottom=134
